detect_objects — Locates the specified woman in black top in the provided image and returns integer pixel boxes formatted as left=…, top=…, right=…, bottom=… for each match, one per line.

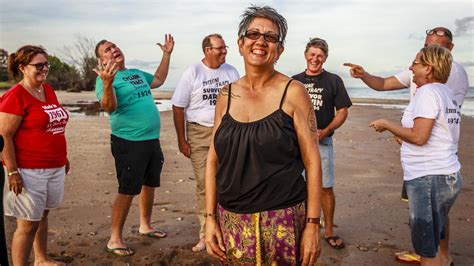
left=205, top=5, right=323, bottom=265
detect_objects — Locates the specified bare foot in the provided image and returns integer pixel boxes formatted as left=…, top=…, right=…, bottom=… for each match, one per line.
left=192, top=238, right=206, bottom=252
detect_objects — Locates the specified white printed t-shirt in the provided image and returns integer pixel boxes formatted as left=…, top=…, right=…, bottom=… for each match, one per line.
left=400, top=83, right=461, bottom=181
left=394, top=61, right=469, bottom=106
left=171, top=61, right=239, bottom=127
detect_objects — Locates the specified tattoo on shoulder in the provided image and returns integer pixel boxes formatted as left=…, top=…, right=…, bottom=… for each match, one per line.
left=308, top=107, right=318, bottom=132
left=218, top=86, right=240, bottom=99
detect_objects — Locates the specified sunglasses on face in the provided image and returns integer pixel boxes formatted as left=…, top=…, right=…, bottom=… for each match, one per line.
left=28, top=62, right=50, bottom=71
left=208, top=45, right=228, bottom=51
left=243, top=30, right=281, bottom=43
left=426, top=29, right=452, bottom=40
left=411, top=60, right=422, bottom=67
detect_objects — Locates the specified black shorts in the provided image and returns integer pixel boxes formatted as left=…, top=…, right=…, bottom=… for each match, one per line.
left=111, top=134, right=164, bottom=195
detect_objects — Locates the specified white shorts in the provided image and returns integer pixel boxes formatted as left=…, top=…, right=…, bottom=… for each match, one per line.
left=3, top=167, right=65, bottom=221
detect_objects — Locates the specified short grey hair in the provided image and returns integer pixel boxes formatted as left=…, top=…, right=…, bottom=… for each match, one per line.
left=305, top=37, right=329, bottom=57
left=238, top=5, right=288, bottom=47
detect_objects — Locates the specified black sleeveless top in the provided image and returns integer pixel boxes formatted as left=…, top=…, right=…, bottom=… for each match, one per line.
left=214, top=80, right=307, bottom=213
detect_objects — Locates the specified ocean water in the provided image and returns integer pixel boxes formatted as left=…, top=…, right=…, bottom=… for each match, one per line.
left=160, top=86, right=474, bottom=117
left=347, top=87, right=474, bottom=117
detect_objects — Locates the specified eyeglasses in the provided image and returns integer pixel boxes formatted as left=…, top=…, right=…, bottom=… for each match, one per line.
left=242, top=30, right=281, bottom=43
left=426, top=29, right=452, bottom=40
left=28, top=62, right=50, bottom=71
left=208, top=46, right=228, bottom=51
left=411, top=60, right=422, bottom=67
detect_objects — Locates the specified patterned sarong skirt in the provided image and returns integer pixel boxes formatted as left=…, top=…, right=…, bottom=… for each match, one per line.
left=218, top=202, right=306, bottom=265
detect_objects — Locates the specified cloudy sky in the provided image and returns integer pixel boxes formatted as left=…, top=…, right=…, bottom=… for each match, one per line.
left=0, top=0, right=472, bottom=89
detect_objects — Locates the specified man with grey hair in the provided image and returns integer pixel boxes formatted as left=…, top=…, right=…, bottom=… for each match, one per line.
left=94, top=35, right=174, bottom=257
left=171, top=33, right=239, bottom=252
left=292, top=37, right=352, bottom=250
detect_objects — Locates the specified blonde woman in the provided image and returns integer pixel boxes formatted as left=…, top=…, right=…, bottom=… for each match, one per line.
left=370, top=45, right=462, bottom=265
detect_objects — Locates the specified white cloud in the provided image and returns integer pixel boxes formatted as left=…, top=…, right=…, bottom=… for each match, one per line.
left=1, top=0, right=472, bottom=88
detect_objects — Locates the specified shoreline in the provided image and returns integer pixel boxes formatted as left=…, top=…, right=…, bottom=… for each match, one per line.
left=2, top=91, right=473, bottom=265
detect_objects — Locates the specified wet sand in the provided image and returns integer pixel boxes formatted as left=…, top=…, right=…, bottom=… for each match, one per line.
left=3, top=90, right=473, bottom=265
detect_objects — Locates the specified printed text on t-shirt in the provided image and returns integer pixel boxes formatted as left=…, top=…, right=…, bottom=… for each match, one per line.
left=304, top=84, right=324, bottom=111
left=43, top=104, right=68, bottom=135
left=202, top=77, right=230, bottom=106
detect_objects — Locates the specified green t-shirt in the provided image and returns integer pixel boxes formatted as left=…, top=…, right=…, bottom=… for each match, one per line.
left=95, top=69, right=160, bottom=141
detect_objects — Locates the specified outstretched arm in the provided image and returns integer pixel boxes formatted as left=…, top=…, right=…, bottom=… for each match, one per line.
left=369, top=117, right=434, bottom=145
left=343, top=63, right=405, bottom=91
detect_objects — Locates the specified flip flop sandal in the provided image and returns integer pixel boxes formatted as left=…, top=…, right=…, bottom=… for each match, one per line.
left=105, top=246, right=135, bottom=257
left=324, top=235, right=345, bottom=249
left=139, top=228, right=167, bottom=239
left=395, top=251, right=420, bottom=265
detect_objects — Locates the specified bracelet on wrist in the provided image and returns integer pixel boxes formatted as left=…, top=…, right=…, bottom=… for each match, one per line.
left=7, top=170, right=19, bottom=176
left=306, top=217, right=321, bottom=225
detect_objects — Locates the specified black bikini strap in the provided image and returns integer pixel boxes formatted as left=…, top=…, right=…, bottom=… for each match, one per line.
left=225, top=83, right=232, bottom=114
left=279, top=79, right=294, bottom=109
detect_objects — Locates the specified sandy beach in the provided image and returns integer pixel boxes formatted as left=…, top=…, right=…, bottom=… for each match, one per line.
left=3, top=90, right=473, bottom=265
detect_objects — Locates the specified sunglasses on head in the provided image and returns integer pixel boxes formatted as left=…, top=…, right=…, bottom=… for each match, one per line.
left=28, top=62, right=50, bottom=71
left=426, top=29, right=452, bottom=40
left=242, top=30, right=281, bottom=43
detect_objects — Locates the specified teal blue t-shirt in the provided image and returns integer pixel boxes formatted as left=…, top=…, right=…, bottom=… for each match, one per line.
left=95, top=69, right=160, bottom=141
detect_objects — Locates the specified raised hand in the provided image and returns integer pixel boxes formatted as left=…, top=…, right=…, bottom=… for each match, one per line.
left=93, top=59, right=118, bottom=84
left=343, top=63, right=366, bottom=79
left=157, top=34, right=175, bottom=55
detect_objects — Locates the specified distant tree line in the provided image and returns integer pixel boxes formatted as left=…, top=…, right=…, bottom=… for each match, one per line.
left=0, top=36, right=97, bottom=91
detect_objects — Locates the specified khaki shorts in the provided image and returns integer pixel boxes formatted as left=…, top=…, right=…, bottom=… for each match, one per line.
left=3, top=167, right=65, bottom=221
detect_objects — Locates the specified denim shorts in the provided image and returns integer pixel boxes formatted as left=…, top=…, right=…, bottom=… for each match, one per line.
left=301, top=136, right=335, bottom=188
left=404, top=172, right=462, bottom=258
left=319, top=136, right=335, bottom=188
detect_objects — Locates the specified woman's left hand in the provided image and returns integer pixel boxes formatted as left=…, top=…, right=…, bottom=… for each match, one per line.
left=300, top=224, right=321, bottom=265
left=369, top=119, right=387, bottom=132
